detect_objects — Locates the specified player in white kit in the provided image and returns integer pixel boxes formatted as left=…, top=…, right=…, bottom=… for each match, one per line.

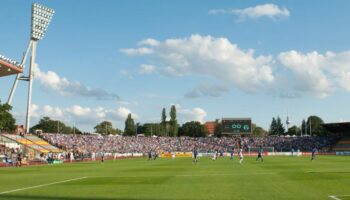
left=238, top=148, right=243, bottom=164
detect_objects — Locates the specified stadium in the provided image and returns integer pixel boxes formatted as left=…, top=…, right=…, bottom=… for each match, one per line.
left=1, top=2, right=350, bottom=200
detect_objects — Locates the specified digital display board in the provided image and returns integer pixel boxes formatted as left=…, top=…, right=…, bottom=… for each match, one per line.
left=222, top=118, right=252, bottom=135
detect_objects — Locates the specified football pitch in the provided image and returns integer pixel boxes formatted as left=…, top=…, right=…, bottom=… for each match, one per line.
left=0, top=156, right=349, bottom=200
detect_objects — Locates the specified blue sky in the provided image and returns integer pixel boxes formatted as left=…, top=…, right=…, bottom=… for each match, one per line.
left=1, top=0, right=350, bottom=132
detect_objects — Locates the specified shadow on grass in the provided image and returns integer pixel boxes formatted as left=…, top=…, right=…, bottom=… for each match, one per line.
left=0, top=194, right=191, bottom=200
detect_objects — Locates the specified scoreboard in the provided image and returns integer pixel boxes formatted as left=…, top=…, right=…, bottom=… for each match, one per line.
left=222, top=118, right=252, bottom=135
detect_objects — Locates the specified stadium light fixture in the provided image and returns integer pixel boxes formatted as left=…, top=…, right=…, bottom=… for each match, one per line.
left=31, top=3, right=55, bottom=41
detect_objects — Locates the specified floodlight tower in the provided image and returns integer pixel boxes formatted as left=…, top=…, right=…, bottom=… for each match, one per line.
left=8, top=3, right=54, bottom=134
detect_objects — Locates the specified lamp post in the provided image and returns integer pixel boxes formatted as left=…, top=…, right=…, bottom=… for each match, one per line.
left=8, top=3, right=55, bottom=134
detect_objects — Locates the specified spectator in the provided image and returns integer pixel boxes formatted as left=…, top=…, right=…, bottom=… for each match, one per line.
left=39, top=133, right=339, bottom=156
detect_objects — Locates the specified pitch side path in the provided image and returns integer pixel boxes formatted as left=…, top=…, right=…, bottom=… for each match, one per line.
left=0, top=156, right=349, bottom=200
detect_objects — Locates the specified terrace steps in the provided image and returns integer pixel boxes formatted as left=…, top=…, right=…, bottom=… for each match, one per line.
left=0, top=134, right=62, bottom=153
left=332, top=137, right=350, bottom=151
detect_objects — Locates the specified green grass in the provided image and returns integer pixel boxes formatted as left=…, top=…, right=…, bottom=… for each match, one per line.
left=0, top=156, right=350, bottom=200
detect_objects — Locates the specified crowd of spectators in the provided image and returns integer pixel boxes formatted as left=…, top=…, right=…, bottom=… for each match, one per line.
left=0, top=54, right=22, bottom=68
left=0, top=145, right=10, bottom=156
left=40, top=133, right=340, bottom=155
left=0, top=145, right=23, bottom=166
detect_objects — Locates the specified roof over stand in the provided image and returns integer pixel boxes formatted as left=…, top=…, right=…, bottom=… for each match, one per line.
left=0, top=58, right=23, bottom=77
left=322, top=122, right=350, bottom=135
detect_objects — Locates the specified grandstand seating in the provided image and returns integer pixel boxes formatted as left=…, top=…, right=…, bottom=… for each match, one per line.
left=24, top=135, right=62, bottom=153
left=1, top=134, right=49, bottom=153
left=332, top=137, right=350, bottom=151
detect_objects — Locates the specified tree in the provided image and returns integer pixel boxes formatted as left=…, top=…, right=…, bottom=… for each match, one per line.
left=301, top=119, right=307, bottom=135
left=136, top=122, right=142, bottom=135
left=252, top=125, right=267, bottom=137
left=94, top=121, right=122, bottom=135
left=307, top=115, right=328, bottom=136
left=161, top=108, right=166, bottom=124
left=269, top=117, right=277, bottom=135
left=140, top=123, right=163, bottom=136
left=276, top=117, right=285, bottom=135
left=143, top=124, right=153, bottom=136
left=124, top=113, right=135, bottom=136
left=169, top=105, right=178, bottom=137
left=269, top=117, right=285, bottom=135
left=179, top=121, right=208, bottom=137
left=287, top=125, right=301, bottom=136
left=161, top=108, right=167, bottom=135
left=0, top=101, right=16, bottom=132
left=30, top=117, right=81, bottom=134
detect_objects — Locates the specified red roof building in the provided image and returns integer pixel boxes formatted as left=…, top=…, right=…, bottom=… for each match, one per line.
left=204, top=121, right=216, bottom=136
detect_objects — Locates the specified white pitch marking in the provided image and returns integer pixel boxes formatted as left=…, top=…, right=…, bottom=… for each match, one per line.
left=90, top=172, right=275, bottom=179
left=174, top=172, right=275, bottom=177
left=0, top=176, right=87, bottom=195
left=329, top=195, right=350, bottom=200
left=329, top=195, right=342, bottom=200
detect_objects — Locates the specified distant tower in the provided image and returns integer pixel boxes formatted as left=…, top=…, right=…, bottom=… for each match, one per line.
left=286, top=115, right=291, bottom=130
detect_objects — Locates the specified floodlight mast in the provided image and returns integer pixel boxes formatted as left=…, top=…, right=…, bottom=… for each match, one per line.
left=7, top=3, right=54, bottom=134
left=8, top=40, right=33, bottom=104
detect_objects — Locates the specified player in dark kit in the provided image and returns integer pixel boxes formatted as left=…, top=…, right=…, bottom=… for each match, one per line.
left=256, top=146, right=264, bottom=162
left=311, top=147, right=317, bottom=161
left=192, top=148, right=198, bottom=163
left=230, top=147, right=234, bottom=160
left=148, top=150, right=152, bottom=160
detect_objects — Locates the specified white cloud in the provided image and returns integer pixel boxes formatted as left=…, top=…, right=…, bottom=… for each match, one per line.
left=185, top=84, right=229, bottom=98
left=65, top=105, right=138, bottom=123
left=278, top=51, right=332, bottom=98
left=30, top=104, right=39, bottom=118
left=43, top=105, right=64, bottom=118
left=176, top=105, right=207, bottom=123
left=208, top=9, right=226, bottom=15
left=122, top=34, right=274, bottom=94
left=119, top=69, right=134, bottom=79
left=113, top=107, right=135, bottom=120
left=138, top=39, right=160, bottom=46
left=138, top=64, right=156, bottom=74
left=66, top=105, right=92, bottom=117
left=209, top=4, right=290, bottom=21
left=33, top=65, right=120, bottom=100
left=120, top=47, right=153, bottom=56
left=123, top=35, right=350, bottom=98
left=278, top=50, right=350, bottom=98
left=324, top=51, right=350, bottom=92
